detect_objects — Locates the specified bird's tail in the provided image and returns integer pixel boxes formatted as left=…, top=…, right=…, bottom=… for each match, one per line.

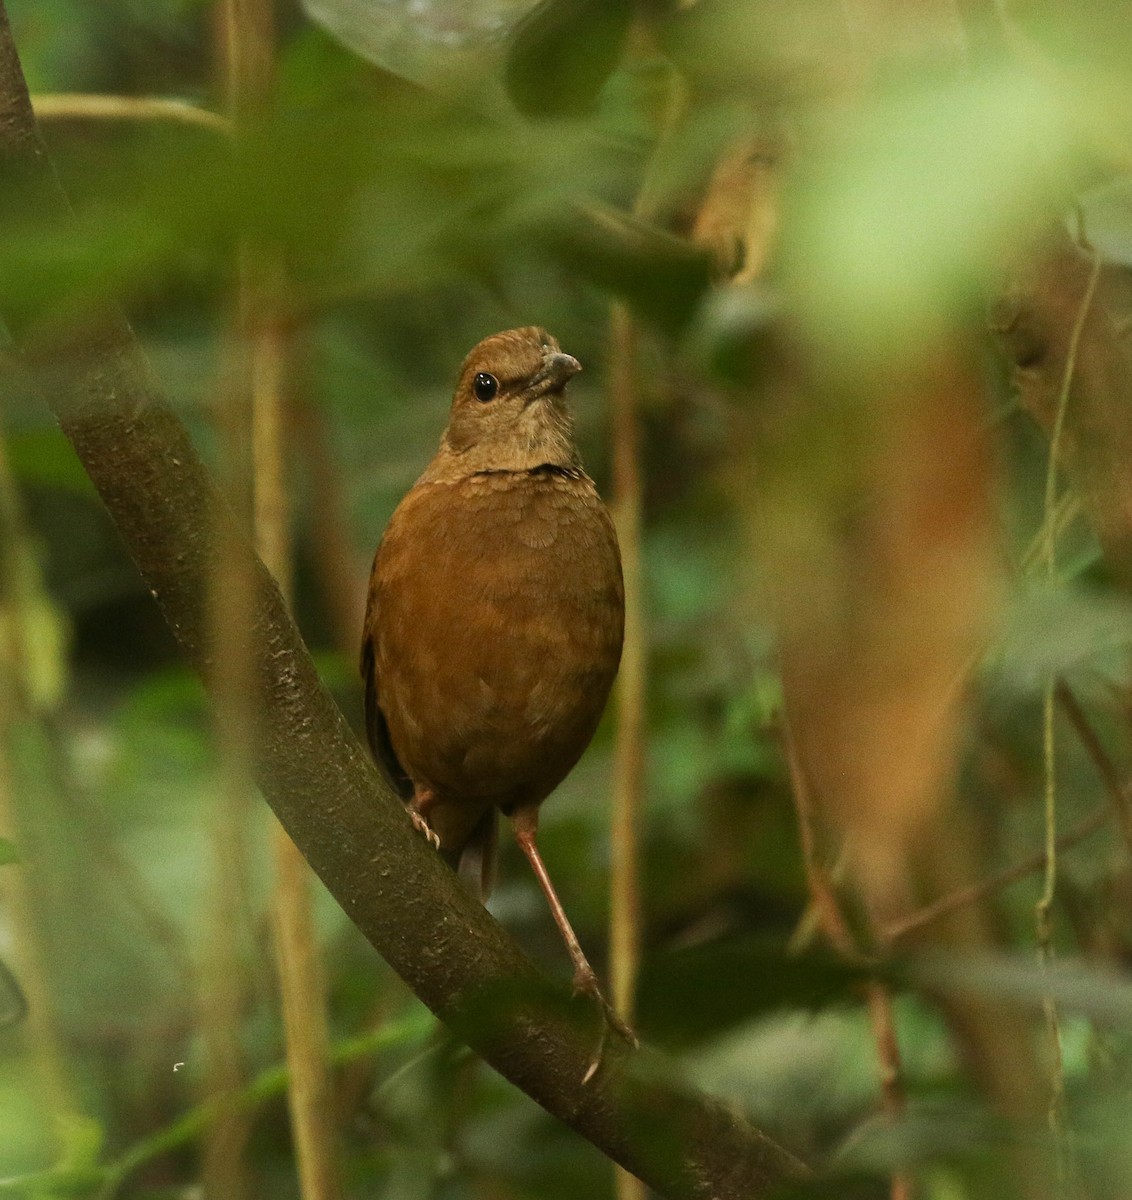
left=442, top=807, right=498, bottom=903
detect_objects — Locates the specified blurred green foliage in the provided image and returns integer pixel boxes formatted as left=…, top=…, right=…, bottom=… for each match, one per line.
left=2, top=1, right=1132, bottom=1198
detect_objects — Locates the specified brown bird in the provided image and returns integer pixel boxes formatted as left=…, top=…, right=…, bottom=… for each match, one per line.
left=361, top=325, right=632, bottom=1050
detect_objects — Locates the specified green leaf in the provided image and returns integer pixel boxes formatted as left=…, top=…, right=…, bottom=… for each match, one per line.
left=637, top=936, right=871, bottom=1045
left=913, top=951, right=1132, bottom=1025
left=505, top=0, right=633, bottom=118
left=6, top=429, right=96, bottom=497
left=0, top=838, right=19, bottom=866
left=689, top=283, right=782, bottom=387
left=1078, top=176, right=1132, bottom=267
left=784, top=63, right=1083, bottom=370
left=0, top=959, right=27, bottom=1029
left=300, top=0, right=538, bottom=93
left=55, top=1111, right=105, bottom=1172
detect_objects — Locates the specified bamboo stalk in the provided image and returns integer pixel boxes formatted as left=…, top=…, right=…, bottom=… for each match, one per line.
left=253, top=275, right=340, bottom=1200
left=221, top=1, right=340, bottom=1194
left=200, top=276, right=257, bottom=1200
left=196, top=10, right=274, bottom=1196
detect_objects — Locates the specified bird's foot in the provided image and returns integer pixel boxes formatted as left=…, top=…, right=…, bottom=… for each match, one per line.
left=571, top=965, right=639, bottom=1085
left=409, top=808, right=441, bottom=850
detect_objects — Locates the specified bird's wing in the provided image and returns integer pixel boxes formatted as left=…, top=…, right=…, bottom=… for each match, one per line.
left=364, top=536, right=496, bottom=892
left=361, top=562, right=413, bottom=801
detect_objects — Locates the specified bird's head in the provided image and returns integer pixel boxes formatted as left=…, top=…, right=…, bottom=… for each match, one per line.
left=439, top=327, right=583, bottom=474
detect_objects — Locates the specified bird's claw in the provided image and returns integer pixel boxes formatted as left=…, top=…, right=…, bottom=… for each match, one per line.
left=572, top=966, right=638, bottom=1084
left=410, top=809, right=441, bottom=849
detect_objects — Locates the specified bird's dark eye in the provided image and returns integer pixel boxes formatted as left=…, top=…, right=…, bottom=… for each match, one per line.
left=473, top=372, right=498, bottom=402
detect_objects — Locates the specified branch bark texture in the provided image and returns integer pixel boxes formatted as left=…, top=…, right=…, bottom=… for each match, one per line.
left=0, top=9, right=808, bottom=1199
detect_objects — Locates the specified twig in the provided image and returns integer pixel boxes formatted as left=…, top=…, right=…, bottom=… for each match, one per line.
left=1018, top=490, right=1081, bottom=574
left=1037, top=253, right=1101, bottom=576
left=783, top=720, right=859, bottom=957
left=881, top=803, right=1111, bottom=944
left=31, top=93, right=231, bottom=136
left=1057, top=680, right=1132, bottom=858
left=782, top=718, right=911, bottom=1200
left=1036, top=681, right=1068, bottom=1176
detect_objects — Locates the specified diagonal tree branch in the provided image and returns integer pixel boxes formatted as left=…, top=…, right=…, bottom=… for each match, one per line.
left=0, top=8, right=808, bottom=1199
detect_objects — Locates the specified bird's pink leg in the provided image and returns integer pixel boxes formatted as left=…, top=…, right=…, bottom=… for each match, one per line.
left=510, top=804, right=638, bottom=1079
left=409, top=786, right=441, bottom=849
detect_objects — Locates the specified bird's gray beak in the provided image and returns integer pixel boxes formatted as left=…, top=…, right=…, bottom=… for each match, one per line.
left=534, top=352, right=582, bottom=392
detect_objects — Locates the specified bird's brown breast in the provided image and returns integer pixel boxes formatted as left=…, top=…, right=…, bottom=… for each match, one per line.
left=363, top=467, right=624, bottom=851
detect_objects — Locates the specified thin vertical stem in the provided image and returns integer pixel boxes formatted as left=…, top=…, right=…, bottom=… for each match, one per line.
left=197, top=5, right=270, bottom=1197
left=1027, top=250, right=1099, bottom=1190
left=201, top=273, right=256, bottom=1200
left=1036, top=682, right=1068, bottom=1176
left=609, top=301, right=644, bottom=1022
left=1032, top=248, right=1099, bottom=1192
left=222, top=1, right=340, bottom=1196
left=605, top=25, right=681, bottom=1047
left=609, top=304, right=646, bottom=1200
left=254, top=281, right=341, bottom=1200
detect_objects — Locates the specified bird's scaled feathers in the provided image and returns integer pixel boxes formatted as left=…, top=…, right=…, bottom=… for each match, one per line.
left=360, top=327, right=624, bottom=900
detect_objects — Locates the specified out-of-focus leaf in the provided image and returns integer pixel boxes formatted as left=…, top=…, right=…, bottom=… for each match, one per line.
left=0, top=1058, right=56, bottom=1174
left=0, top=837, right=19, bottom=866
left=659, top=0, right=849, bottom=94
left=300, top=0, right=540, bottom=91
left=785, top=64, right=1082, bottom=369
left=690, top=1008, right=899, bottom=1133
left=986, top=580, right=1132, bottom=694
left=689, top=282, right=781, bottom=386
left=832, top=1103, right=993, bottom=1181
left=1010, top=0, right=1132, bottom=84
left=6, top=429, right=96, bottom=497
left=769, top=1176, right=904, bottom=1200
left=636, top=936, right=870, bottom=1045
left=1078, top=177, right=1132, bottom=267
left=504, top=0, right=632, bottom=118
left=913, top=952, right=1132, bottom=1025
left=0, top=518, right=69, bottom=711
left=55, top=1111, right=104, bottom=1172
left=8, top=0, right=103, bottom=91
left=0, top=959, right=28, bottom=1028
left=539, top=201, right=713, bottom=333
